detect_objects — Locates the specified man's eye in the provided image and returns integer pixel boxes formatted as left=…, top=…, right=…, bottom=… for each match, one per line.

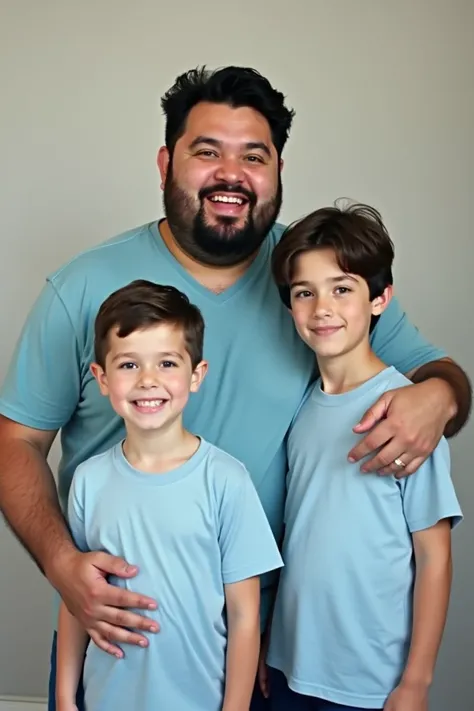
left=245, top=155, right=264, bottom=163
left=196, top=150, right=218, bottom=158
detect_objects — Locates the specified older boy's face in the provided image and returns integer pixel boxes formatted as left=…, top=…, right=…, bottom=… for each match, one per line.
left=92, top=324, right=206, bottom=433
left=289, top=248, right=387, bottom=361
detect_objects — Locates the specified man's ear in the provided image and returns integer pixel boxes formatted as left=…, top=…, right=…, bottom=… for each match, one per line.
left=371, top=285, right=393, bottom=316
left=190, top=360, right=208, bottom=393
left=90, top=362, right=109, bottom=396
left=157, top=146, right=170, bottom=191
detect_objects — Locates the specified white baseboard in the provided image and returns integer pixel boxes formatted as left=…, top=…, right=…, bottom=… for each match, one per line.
left=0, top=698, right=47, bottom=711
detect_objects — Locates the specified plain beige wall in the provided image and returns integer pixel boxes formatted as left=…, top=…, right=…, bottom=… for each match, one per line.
left=1, top=0, right=473, bottom=706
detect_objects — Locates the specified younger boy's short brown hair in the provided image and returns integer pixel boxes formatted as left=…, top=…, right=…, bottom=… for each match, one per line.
left=272, top=201, right=394, bottom=309
left=94, top=280, right=205, bottom=369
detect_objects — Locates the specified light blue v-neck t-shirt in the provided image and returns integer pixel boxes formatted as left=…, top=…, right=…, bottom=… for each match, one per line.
left=267, top=367, right=462, bottom=708
left=0, top=221, right=446, bottom=626
left=69, top=438, right=283, bottom=711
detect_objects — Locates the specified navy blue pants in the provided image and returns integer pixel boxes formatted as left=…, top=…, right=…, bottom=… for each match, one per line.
left=48, top=632, right=270, bottom=710
left=267, top=667, right=383, bottom=711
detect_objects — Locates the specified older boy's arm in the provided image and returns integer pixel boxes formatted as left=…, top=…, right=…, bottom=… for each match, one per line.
left=385, top=520, right=452, bottom=710
left=223, top=577, right=261, bottom=711
left=56, top=601, right=90, bottom=711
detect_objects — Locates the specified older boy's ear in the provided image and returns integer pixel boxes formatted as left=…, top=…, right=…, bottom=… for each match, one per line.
left=90, top=362, right=109, bottom=396
left=371, top=285, right=393, bottom=316
left=190, top=360, right=208, bottom=393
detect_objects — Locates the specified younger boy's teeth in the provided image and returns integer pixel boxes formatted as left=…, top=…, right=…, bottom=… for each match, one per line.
left=136, top=399, right=165, bottom=407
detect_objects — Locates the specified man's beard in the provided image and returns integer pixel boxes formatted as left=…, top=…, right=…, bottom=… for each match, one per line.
left=163, top=170, right=282, bottom=267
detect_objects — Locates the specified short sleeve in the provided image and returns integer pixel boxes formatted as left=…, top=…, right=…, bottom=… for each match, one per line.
left=370, top=296, right=446, bottom=374
left=400, top=437, right=463, bottom=533
left=0, top=281, right=81, bottom=430
left=218, top=465, right=283, bottom=585
left=67, top=468, right=90, bottom=552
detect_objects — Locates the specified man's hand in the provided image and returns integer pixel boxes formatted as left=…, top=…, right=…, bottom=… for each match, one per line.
left=348, top=379, right=455, bottom=477
left=384, top=682, right=428, bottom=711
left=48, top=548, right=159, bottom=657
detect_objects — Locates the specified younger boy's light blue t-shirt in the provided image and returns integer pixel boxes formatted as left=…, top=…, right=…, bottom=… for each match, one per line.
left=69, top=438, right=283, bottom=711
left=267, top=367, right=462, bottom=709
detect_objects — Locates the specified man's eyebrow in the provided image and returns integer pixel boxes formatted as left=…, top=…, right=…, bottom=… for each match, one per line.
left=188, top=136, right=271, bottom=157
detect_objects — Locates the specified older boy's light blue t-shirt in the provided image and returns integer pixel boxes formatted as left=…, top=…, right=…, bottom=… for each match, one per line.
left=267, top=367, right=462, bottom=709
left=0, top=221, right=445, bottom=624
left=69, top=438, right=283, bottom=711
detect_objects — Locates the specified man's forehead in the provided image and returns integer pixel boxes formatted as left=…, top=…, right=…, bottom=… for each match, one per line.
left=183, top=102, right=273, bottom=143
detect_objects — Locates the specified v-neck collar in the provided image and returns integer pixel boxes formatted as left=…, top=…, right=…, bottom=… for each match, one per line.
left=148, top=220, right=271, bottom=305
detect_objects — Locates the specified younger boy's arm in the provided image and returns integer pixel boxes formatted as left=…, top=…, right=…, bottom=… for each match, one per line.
left=384, top=519, right=452, bottom=711
left=56, top=600, right=90, bottom=711
left=223, top=577, right=261, bottom=711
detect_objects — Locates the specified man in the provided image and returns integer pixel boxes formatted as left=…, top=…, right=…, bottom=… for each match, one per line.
left=0, top=66, right=471, bottom=711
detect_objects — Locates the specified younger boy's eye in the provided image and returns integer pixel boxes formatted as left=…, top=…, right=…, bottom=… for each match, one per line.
left=160, top=360, right=177, bottom=368
left=119, top=362, right=137, bottom=370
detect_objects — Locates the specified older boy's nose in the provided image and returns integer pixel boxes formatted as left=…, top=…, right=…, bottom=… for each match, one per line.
left=312, top=296, right=332, bottom=318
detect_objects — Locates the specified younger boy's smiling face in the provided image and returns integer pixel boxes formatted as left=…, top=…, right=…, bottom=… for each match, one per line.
left=289, top=248, right=390, bottom=361
left=91, top=323, right=207, bottom=434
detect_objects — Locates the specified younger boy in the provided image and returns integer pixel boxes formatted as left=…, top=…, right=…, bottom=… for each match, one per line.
left=260, top=203, right=462, bottom=711
left=55, top=280, right=283, bottom=711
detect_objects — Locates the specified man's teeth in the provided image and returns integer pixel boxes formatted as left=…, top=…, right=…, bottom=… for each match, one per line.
left=209, top=195, right=244, bottom=205
left=135, top=399, right=165, bottom=408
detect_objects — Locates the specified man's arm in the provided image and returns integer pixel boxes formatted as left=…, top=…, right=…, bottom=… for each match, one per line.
left=223, top=577, right=261, bottom=711
left=0, top=416, right=68, bottom=574
left=409, top=357, right=472, bottom=438
left=384, top=520, right=452, bottom=710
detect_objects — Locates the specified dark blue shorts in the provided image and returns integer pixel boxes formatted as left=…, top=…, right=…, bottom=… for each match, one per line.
left=267, top=667, right=383, bottom=711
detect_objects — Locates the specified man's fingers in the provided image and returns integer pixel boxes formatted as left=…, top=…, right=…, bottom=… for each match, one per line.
left=89, top=551, right=139, bottom=578
left=102, top=604, right=160, bottom=634
left=88, top=628, right=124, bottom=659
left=352, top=394, right=391, bottom=435
left=348, top=420, right=393, bottom=464
left=359, top=439, right=405, bottom=474
left=89, top=619, right=153, bottom=649
left=395, top=455, right=426, bottom=479
left=101, top=583, right=158, bottom=614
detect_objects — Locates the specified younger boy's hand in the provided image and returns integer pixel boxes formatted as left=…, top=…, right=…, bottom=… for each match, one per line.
left=257, top=634, right=270, bottom=698
left=384, top=682, right=428, bottom=711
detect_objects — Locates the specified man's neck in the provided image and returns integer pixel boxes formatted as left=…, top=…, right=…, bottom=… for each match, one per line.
left=122, top=417, right=199, bottom=474
left=317, top=341, right=387, bottom=395
left=159, top=219, right=258, bottom=294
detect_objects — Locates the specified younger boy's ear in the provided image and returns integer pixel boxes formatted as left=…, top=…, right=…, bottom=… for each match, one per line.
left=90, top=362, right=109, bottom=396
left=190, top=360, right=208, bottom=393
left=371, top=285, right=393, bottom=316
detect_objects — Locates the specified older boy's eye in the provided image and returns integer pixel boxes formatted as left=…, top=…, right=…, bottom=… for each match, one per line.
left=335, top=286, right=351, bottom=295
left=294, top=290, right=313, bottom=299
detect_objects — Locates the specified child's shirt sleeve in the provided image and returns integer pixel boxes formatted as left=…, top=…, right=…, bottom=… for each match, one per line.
left=67, top=465, right=90, bottom=552
left=218, top=462, right=283, bottom=585
left=400, top=437, right=463, bottom=532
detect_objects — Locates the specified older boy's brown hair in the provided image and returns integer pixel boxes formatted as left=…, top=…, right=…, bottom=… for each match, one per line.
left=94, top=280, right=204, bottom=369
left=272, top=201, right=394, bottom=309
